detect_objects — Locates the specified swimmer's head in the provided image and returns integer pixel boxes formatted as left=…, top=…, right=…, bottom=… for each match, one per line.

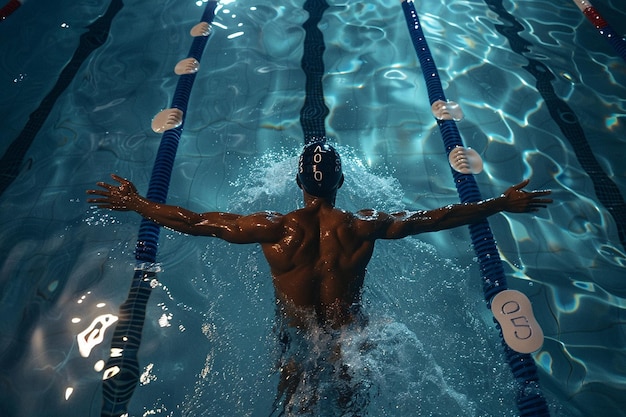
left=296, top=142, right=344, bottom=198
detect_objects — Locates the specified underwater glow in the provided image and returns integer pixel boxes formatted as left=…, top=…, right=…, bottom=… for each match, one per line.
left=227, top=31, right=244, bottom=39
left=536, top=351, right=553, bottom=374
left=103, top=366, right=121, bottom=381
left=77, top=314, right=119, bottom=358
left=604, top=114, right=620, bottom=131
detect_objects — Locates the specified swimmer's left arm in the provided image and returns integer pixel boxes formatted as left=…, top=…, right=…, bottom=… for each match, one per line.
left=358, top=180, right=552, bottom=239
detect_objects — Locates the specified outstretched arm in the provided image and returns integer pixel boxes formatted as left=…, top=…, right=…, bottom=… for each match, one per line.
left=359, top=179, right=552, bottom=240
left=86, top=174, right=284, bottom=244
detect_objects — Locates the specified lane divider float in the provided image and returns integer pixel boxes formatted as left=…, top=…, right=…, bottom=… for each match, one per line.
left=399, top=1, right=549, bottom=415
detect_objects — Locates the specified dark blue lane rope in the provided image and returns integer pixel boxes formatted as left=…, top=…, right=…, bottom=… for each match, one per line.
left=100, top=3, right=217, bottom=416
left=300, top=0, right=330, bottom=145
left=400, top=2, right=550, bottom=416
left=483, top=0, right=626, bottom=250
left=0, top=0, right=124, bottom=197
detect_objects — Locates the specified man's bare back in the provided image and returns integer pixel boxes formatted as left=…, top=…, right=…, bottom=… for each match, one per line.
left=87, top=143, right=552, bottom=329
left=262, top=200, right=374, bottom=328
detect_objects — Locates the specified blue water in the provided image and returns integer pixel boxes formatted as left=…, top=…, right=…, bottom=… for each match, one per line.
left=1, top=0, right=625, bottom=416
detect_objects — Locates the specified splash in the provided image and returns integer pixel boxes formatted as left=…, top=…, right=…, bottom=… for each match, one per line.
left=228, top=145, right=404, bottom=213
left=230, top=148, right=299, bottom=207
left=269, top=317, right=479, bottom=417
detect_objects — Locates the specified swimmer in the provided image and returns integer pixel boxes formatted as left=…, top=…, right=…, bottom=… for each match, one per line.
left=87, top=141, right=552, bottom=330
left=87, top=141, right=552, bottom=413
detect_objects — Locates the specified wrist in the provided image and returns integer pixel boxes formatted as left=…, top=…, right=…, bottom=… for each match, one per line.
left=493, top=195, right=508, bottom=212
left=124, top=193, right=146, bottom=212
left=479, top=195, right=506, bottom=214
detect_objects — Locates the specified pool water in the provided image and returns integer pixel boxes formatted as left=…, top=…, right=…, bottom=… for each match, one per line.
left=1, top=0, right=625, bottom=416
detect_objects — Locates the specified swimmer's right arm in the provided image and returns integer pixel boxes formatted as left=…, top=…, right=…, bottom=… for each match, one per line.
left=86, top=174, right=284, bottom=243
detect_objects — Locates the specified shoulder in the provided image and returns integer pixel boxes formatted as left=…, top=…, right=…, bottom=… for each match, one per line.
left=355, top=208, right=393, bottom=222
left=246, top=210, right=285, bottom=222
left=349, top=208, right=394, bottom=239
left=230, top=210, right=287, bottom=243
left=238, top=211, right=286, bottom=230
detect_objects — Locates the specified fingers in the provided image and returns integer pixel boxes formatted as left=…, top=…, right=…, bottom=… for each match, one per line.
left=110, top=173, right=128, bottom=184
left=86, top=197, right=109, bottom=205
left=86, top=174, right=131, bottom=195
left=86, top=189, right=109, bottom=197
left=531, top=198, right=553, bottom=205
left=91, top=203, right=115, bottom=210
left=525, top=203, right=547, bottom=212
left=85, top=181, right=116, bottom=193
left=85, top=174, right=139, bottom=213
left=530, top=189, right=552, bottom=197
left=98, top=181, right=117, bottom=191
left=86, top=176, right=121, bottom=201
left=514, top=179, right=530, bottom=190
left=511, top=181, right=553, bottom=206
left=513, top=180, right=552, bottom=196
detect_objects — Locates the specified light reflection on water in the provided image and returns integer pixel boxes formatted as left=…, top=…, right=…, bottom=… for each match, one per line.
left=0, top=0, right=625, bottom=415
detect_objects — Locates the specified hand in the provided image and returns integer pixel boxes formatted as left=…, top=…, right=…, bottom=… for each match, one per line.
left=86, top=174, right=140, bottom=211
left=501, top=179, right=552, bottom=213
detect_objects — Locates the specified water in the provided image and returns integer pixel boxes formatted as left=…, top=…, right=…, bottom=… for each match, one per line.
left=1, top=0, right=625, bottom=416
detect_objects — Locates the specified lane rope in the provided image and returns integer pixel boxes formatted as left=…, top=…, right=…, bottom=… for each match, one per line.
left=300, top=0, right=330, bottom=146
left=100, top=3, right=218, bottom=416
left=0, top=0, right=21, bottom=20
left=400, top=1, right=550, bottom=415
left=572, top=0, right=626, bottom=62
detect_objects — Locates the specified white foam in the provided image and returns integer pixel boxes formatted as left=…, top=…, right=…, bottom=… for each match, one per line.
left=229, top=145, right=404, bottom=213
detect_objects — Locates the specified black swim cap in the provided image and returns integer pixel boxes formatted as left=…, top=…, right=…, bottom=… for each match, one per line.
left=297, top=142, right=343, bottom=197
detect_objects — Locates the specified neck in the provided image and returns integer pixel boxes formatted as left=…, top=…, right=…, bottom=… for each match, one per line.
left=303, top=192, right=336, bottom=207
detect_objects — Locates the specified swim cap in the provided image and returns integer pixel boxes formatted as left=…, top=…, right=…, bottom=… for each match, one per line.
left=297, top=142, right=343, bottom=197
